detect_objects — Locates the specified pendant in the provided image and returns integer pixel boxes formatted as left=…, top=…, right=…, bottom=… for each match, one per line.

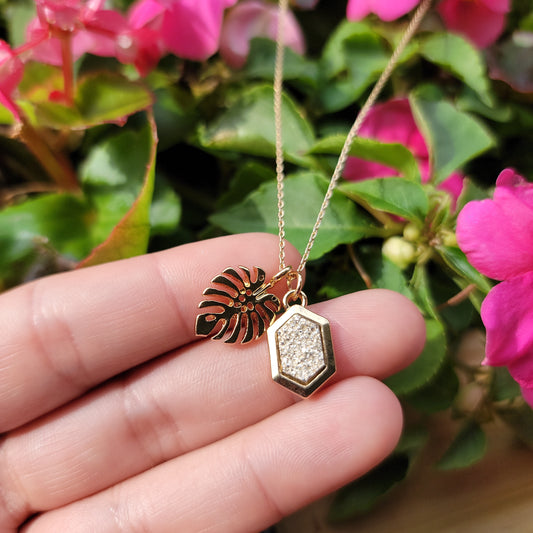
left=195, top=266, right=281, bottom=344
left=267, top=304, right=336, bottom=398
left=196, top=265, right=336, bottom=397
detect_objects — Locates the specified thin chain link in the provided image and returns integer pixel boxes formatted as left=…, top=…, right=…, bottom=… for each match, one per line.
left=274, top=0, right=433, bottom=274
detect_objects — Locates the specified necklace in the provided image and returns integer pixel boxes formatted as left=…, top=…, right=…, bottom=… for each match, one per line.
left=196, top=0, right=432, bottom=397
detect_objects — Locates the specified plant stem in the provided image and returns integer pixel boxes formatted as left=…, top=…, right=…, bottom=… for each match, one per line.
left=18, top=121, right=79, bottom=191
left=60, top=32, right=75, bottom=105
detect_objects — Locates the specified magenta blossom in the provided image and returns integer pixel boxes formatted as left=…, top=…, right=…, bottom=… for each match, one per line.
left=27, top=0, right=127, bottom=66
left=343, top=98, right=464, bottom=205
left=438, top=0, right=510, bottom=48
left=219, top=0, right=305, bottom=69
left=128, top=0, right=237, bottom=61
left=346, top=0, right=421, bottom=21
left=457, top=169, right=533, bottom=404
left=0, top=41, right=24, bottom=120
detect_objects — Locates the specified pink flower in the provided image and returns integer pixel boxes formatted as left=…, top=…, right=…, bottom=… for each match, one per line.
left=343, top=98, right=464, bottom=205
left=128, top=0, right=238, bottom=61
left=346, top=0, right=421, bottom=21
left=219, top=0, right=305, bottom=69
left=0, top=41, right=24, bottom=120
left=27, top=0, right=127, bottom=66
left=438, top=0, right=510, bottom=48
left=456, top=169, right=533, bottom=405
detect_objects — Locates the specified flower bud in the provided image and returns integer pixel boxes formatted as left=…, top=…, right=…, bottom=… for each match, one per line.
left=403, top=222, right=421, bottom=242
left=382, top=236, right=417, bottom=270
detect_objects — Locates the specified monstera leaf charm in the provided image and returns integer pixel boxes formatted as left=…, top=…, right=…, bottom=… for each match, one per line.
left=196, top=266, right=281, bottom=344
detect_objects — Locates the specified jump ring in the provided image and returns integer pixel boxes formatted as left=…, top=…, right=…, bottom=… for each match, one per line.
left=283, top=289, right=308, bottom=308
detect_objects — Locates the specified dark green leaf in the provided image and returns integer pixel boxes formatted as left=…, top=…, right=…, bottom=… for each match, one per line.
left=0, top=194, right=93, bottom=281
left=410, top=86, right=496, bottom=184
left=437, top=421, right=487, bottom=470
left=153, top=86, right=198, bottom=151
left=199, top=85, right=315, bottom=166
left=406, top=361, right=460, bottom=413
left=455, top=177, right=490, bottom=213
left=319, top=21, right=389, bottom=112
left=436, top=245, right=492, bottom=294
left=410, top=263, right=439, bottom=320
left=244, top=38, right=318, bottom=90
left=420, top=33, right=493, bottom=106
left=318, top=269, right=367, bottom=300
left=456, top=87, right=512, bottom=122
left=328, top=454, right=409, bottom=522
left=491, top=368, right=521, bottom=402
left=150, top=176, right=181, bottom=236
left=216, top=161, right=276, bottom=209
left=385, top=319, right=446, bottom=395
left=210, top=172, right=378, bottom=260
left=310, top=135, right=420, bottom=181
left=340, top=178, right=428, bottom=221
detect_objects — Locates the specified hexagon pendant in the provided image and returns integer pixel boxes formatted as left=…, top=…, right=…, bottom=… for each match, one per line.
left=267, top=305, right=336, bottom=397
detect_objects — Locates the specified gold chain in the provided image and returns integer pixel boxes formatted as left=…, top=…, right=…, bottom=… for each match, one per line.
left=274, top=0, right=433, bottom=274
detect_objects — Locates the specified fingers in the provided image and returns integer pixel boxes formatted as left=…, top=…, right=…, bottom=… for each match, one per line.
left=21, top=378, right=402, bottom=533
left=0, top=233, right=300, bottom=432
left=0, top=289, right=425, bottom=527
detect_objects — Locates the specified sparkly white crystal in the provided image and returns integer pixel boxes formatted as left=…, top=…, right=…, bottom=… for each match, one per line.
left=275, top=313, right=326, bottom=384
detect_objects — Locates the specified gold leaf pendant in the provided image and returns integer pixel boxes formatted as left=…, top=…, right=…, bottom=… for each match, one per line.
left=195, top=266, right=281, bottom=344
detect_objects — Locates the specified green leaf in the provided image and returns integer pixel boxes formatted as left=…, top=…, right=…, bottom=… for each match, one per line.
left=318, top=269, right=366, bottom=300
left=340, top=178, right=428, bottom=221
left=244, top=38, right=319, bottom=90
left=406, top=361, right=460, bottom=413
left=210, top=172, right=378, bottom=260
left=199, top=85, right=315, bottom=166
left=328, top=454, right=410, bottom=522
left=31, top=72, right=153, bottom=129
left=490, top=368, right=521, bottom=402
left=437, top=421, right=487, bottom=470
left=5, top=0, right=36, bottom=47
left=78, top=117, right=157, bottom=267
left=150, top=176, right=181, bottom=236
left=0, top=194, right=93, bottom=281
left=436, top=245, right=492, bottom=294
left=365, top=254, right=414, bottom=299
left=319, top=21, right=389, bottom=112
left=410, top=86, right=496, bottom=184
left=455, top=177, right=490, bottom=213
left=310, top=135, right=420, bottom=181
left=420, top=33, right=493, bottom=107
left=152, top=86, right=198, bottom=151
left=410, top=263, right=439, bottom=320
left=385, top=319, right=446, bottom=395
left=216, top=161, right=276, bottom=209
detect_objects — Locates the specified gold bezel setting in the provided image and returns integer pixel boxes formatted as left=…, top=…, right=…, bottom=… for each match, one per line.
left=267, top=305, right=336, bottom=397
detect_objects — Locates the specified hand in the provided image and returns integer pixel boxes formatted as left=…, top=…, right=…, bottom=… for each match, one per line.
left=0, top=234, right=425, bottom=532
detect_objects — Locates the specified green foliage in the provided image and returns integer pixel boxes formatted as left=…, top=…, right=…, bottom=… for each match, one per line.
left=436, top=421, right=487, bottom=470
left=410, top=86, right=496, bottom=183
left=210, top=172, right=378, bottom=259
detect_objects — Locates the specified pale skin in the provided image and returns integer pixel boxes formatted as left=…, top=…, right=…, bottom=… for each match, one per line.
left=0, top=233, right=425, bottom=532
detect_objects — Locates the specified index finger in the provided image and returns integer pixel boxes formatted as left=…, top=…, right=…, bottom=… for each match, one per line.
left=0, top=233, right=300, bottom=432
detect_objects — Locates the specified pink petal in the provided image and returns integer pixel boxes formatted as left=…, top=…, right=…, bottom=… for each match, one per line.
left=347, top=0, right=420, bottom=21
left=481, top=272, right=533, bottom=387
left=438, top=0, right=507, bottom=48
left=128, top=0, right=166, bottom=30
left=0, top=41, right=24, bottom=96
left=346, top=0, right=371, bottom=20
left=456, top=169, right=533, bottom=280
left=438, top=171, right=464, bottom=209
left=220, top=0, right=305, bottom=69
left=343, top=158, right=400, bottom=181
left=371, top=0, right=421, bottom=21
left=161, top=0, right=237, bottom=60
left=480, top=0, right=510, bottom=14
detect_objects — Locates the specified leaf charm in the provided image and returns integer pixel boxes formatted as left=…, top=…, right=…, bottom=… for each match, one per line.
left=196, top=266, right=281, bottom=344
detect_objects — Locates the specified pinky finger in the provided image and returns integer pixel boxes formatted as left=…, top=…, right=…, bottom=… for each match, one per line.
left=22, top=377, right=402, bottom=533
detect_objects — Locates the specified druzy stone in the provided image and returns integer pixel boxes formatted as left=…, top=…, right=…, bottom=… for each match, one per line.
left=267, top=304, right=336, bottom=397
